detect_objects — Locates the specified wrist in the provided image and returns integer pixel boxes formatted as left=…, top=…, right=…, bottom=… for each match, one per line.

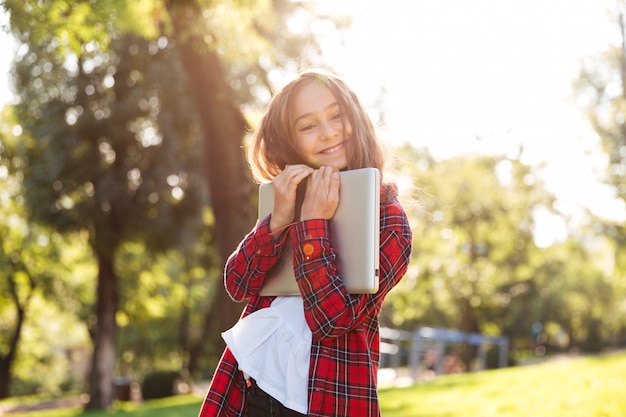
left=269, top=217, right=296, bottom=239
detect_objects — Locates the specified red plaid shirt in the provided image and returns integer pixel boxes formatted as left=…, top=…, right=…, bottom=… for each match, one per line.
left=198, top=196, right=412, bottom=417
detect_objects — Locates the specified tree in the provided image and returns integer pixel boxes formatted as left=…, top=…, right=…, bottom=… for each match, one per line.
left=164, top=1, right=256, bottom=367
left=574, top=5, right=626, bottom=345
left=0, top=110, right=38, bottom=399
left=0, top=107, right=91, bottom=398
left=163, top=0, right=336, bottom=367
left=3, top=0, right=336, bottom=408
left=530, top=238, right=613, bottom=352
left=9, top=31, right=207, bottom=408
left=385, top=143, right=554, bottom=366
left=113, top=237, right=222, bottom=381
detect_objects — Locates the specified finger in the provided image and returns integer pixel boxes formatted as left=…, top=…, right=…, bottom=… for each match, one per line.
left=317, top=166, right=339, bottom=197
left=328, top=170, right=340, bottom=200
left=275, top=165, right=313, bottom=193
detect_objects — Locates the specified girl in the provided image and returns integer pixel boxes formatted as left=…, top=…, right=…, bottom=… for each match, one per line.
left=198, top=69, right=413, bottom=417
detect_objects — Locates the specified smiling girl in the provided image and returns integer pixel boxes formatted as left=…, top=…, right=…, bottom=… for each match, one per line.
left=197, top=69, right=413, bottom=417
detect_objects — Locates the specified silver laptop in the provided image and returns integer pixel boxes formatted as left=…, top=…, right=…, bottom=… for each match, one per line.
left=258, top=167, right=380, bottom=296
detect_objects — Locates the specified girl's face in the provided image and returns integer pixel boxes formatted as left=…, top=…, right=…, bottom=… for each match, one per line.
left=290, top=81, right=351, bottom=169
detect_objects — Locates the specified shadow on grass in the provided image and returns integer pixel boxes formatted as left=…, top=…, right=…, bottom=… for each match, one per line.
left=84, top=396, right=202, bottom=417
left=82, top=403, right=201, bottom=417
left=2, top=395, right=203, bottom=417
left=584, top=350, right=626, bottom=363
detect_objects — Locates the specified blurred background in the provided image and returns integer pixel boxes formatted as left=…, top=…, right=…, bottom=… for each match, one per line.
left=0, top=0, right=625, bottom=411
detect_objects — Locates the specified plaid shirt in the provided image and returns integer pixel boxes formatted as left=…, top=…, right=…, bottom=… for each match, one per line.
left=198, top=196, right=412, bottom=417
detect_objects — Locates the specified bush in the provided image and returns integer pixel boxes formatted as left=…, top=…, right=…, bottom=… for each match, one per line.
left=9, top=376, right=42, bottom=397
left=486, top=346, right=517, bottom=369
left=581, top=318, right=603, bottom=353
left=141, top=370, right=182, bottom=400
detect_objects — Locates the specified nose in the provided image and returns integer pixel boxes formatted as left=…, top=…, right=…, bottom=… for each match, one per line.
left=320, top=121, right=338, bottom=141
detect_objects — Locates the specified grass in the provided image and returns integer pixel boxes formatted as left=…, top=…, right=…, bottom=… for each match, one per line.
left=379, top=351, right=626, bottom=417
left=1, top=395, right=202, bottom=417
left=3, top=351, right=626, bottom=417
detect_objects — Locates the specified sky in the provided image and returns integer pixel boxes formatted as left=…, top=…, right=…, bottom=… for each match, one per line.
left=313, top=0, right=626, bottom=245
left=1, top=1, right=625, bottom=246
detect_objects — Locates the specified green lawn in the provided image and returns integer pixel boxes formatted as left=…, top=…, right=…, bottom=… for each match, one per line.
left=380, top=351, right=626, bottom=417
left=3, top=351, right=626, bottom=417
left=1, top=395, right=202, bottom=417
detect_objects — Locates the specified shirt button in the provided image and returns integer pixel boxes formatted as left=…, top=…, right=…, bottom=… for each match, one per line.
left=302, top=243, right=314, bottom=256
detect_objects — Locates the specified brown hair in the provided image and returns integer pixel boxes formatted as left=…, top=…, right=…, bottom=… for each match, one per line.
left=247, top=68, right=396, bottom=201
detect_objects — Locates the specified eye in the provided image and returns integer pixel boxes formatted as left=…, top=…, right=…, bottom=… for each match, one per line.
left=331, top=112, right=342, bottom=121
left=299, top=123, right=315, bottom=132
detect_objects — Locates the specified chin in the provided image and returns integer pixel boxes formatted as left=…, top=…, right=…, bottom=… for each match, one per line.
left=312, top=154, right=347, bottom=170
left=327, top=155, right=348, bottom=170
left=328, top=162, right=348, bottom=170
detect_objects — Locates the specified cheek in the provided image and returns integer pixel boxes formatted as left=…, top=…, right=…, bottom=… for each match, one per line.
left=343, top=121, right=353, bottom=139
left=294, top=133, right=317, bottom=160
left=297, top=138, right=322, bottom=167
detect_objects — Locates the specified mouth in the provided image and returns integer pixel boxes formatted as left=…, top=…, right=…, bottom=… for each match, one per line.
left=318, top=142, right=345, bottom=155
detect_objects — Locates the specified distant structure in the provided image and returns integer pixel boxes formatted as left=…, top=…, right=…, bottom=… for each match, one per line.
left=380, top=326, right=509, bottom=379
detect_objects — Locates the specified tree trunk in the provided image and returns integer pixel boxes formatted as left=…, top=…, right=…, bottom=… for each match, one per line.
left=0, top=272, right=33, bottom=399
left=0, top=305, right=22, bottom=399
left=86, top=250, right=118, bottom=410
left=459, top=296, right=474, bottom=370
left=167, top=2, right=256, bottom=373
left=0, top=359, right=10, bottom=399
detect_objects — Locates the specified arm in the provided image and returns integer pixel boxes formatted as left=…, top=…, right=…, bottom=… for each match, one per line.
left=224, top=165, right=317, bottom=301
left=294, top=199, right=413, bottom=341
left=223, top=216, right=288, bottom=302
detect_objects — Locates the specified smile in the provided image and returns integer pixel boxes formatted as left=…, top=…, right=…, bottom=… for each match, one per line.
left=319, top=142, right=345, bottom=155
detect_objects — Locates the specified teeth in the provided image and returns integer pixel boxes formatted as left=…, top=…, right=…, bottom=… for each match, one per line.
left=322, top=143, right=343, bottom=153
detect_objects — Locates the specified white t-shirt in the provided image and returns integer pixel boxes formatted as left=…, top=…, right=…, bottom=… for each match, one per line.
left=221, top=296, right=312, bottom=414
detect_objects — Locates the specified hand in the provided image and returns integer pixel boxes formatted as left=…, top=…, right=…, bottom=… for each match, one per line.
left=300, top=166, right=340, bottom=221
left=269, top=164, right=314, bottom=233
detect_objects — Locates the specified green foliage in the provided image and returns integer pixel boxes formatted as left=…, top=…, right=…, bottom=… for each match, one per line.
left=12, top=32, right=208, bottom=251
left=386, top=144, right=552, bottom=332
left=6, top=27, right=212, bottom=404
left=141, top=370, right=183, bottom=400
left=10, top=294, right=91, bottom=396
left=384, top=142, right=621, bottom=357
left=0, top=106, right=94, bottom=397
left=575, top=45, right=626, bottom=200
left=4, top=0, right=161, bottom=55
left=4, top=0, right=331, bottom=110
left=530, top=240, right=614, bottom=351
left=582, top=318, right=604, bottom=353
left=115, top=240, right=221, bottom=379
left=1, top=0, right=338, bottom=402
left=573, top=15, right=626, bottom=345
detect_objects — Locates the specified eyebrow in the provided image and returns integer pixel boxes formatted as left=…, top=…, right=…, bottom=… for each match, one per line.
left=293, top=101, right=340, bottom=125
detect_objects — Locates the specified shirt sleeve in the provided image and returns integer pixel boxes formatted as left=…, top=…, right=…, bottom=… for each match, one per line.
left=224, top=215, right=289, bottom=302
left=294, top=198, right=413, bottom=341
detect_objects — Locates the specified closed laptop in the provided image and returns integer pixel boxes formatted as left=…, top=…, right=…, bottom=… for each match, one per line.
left=258, top=167, right=380, bottom=296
